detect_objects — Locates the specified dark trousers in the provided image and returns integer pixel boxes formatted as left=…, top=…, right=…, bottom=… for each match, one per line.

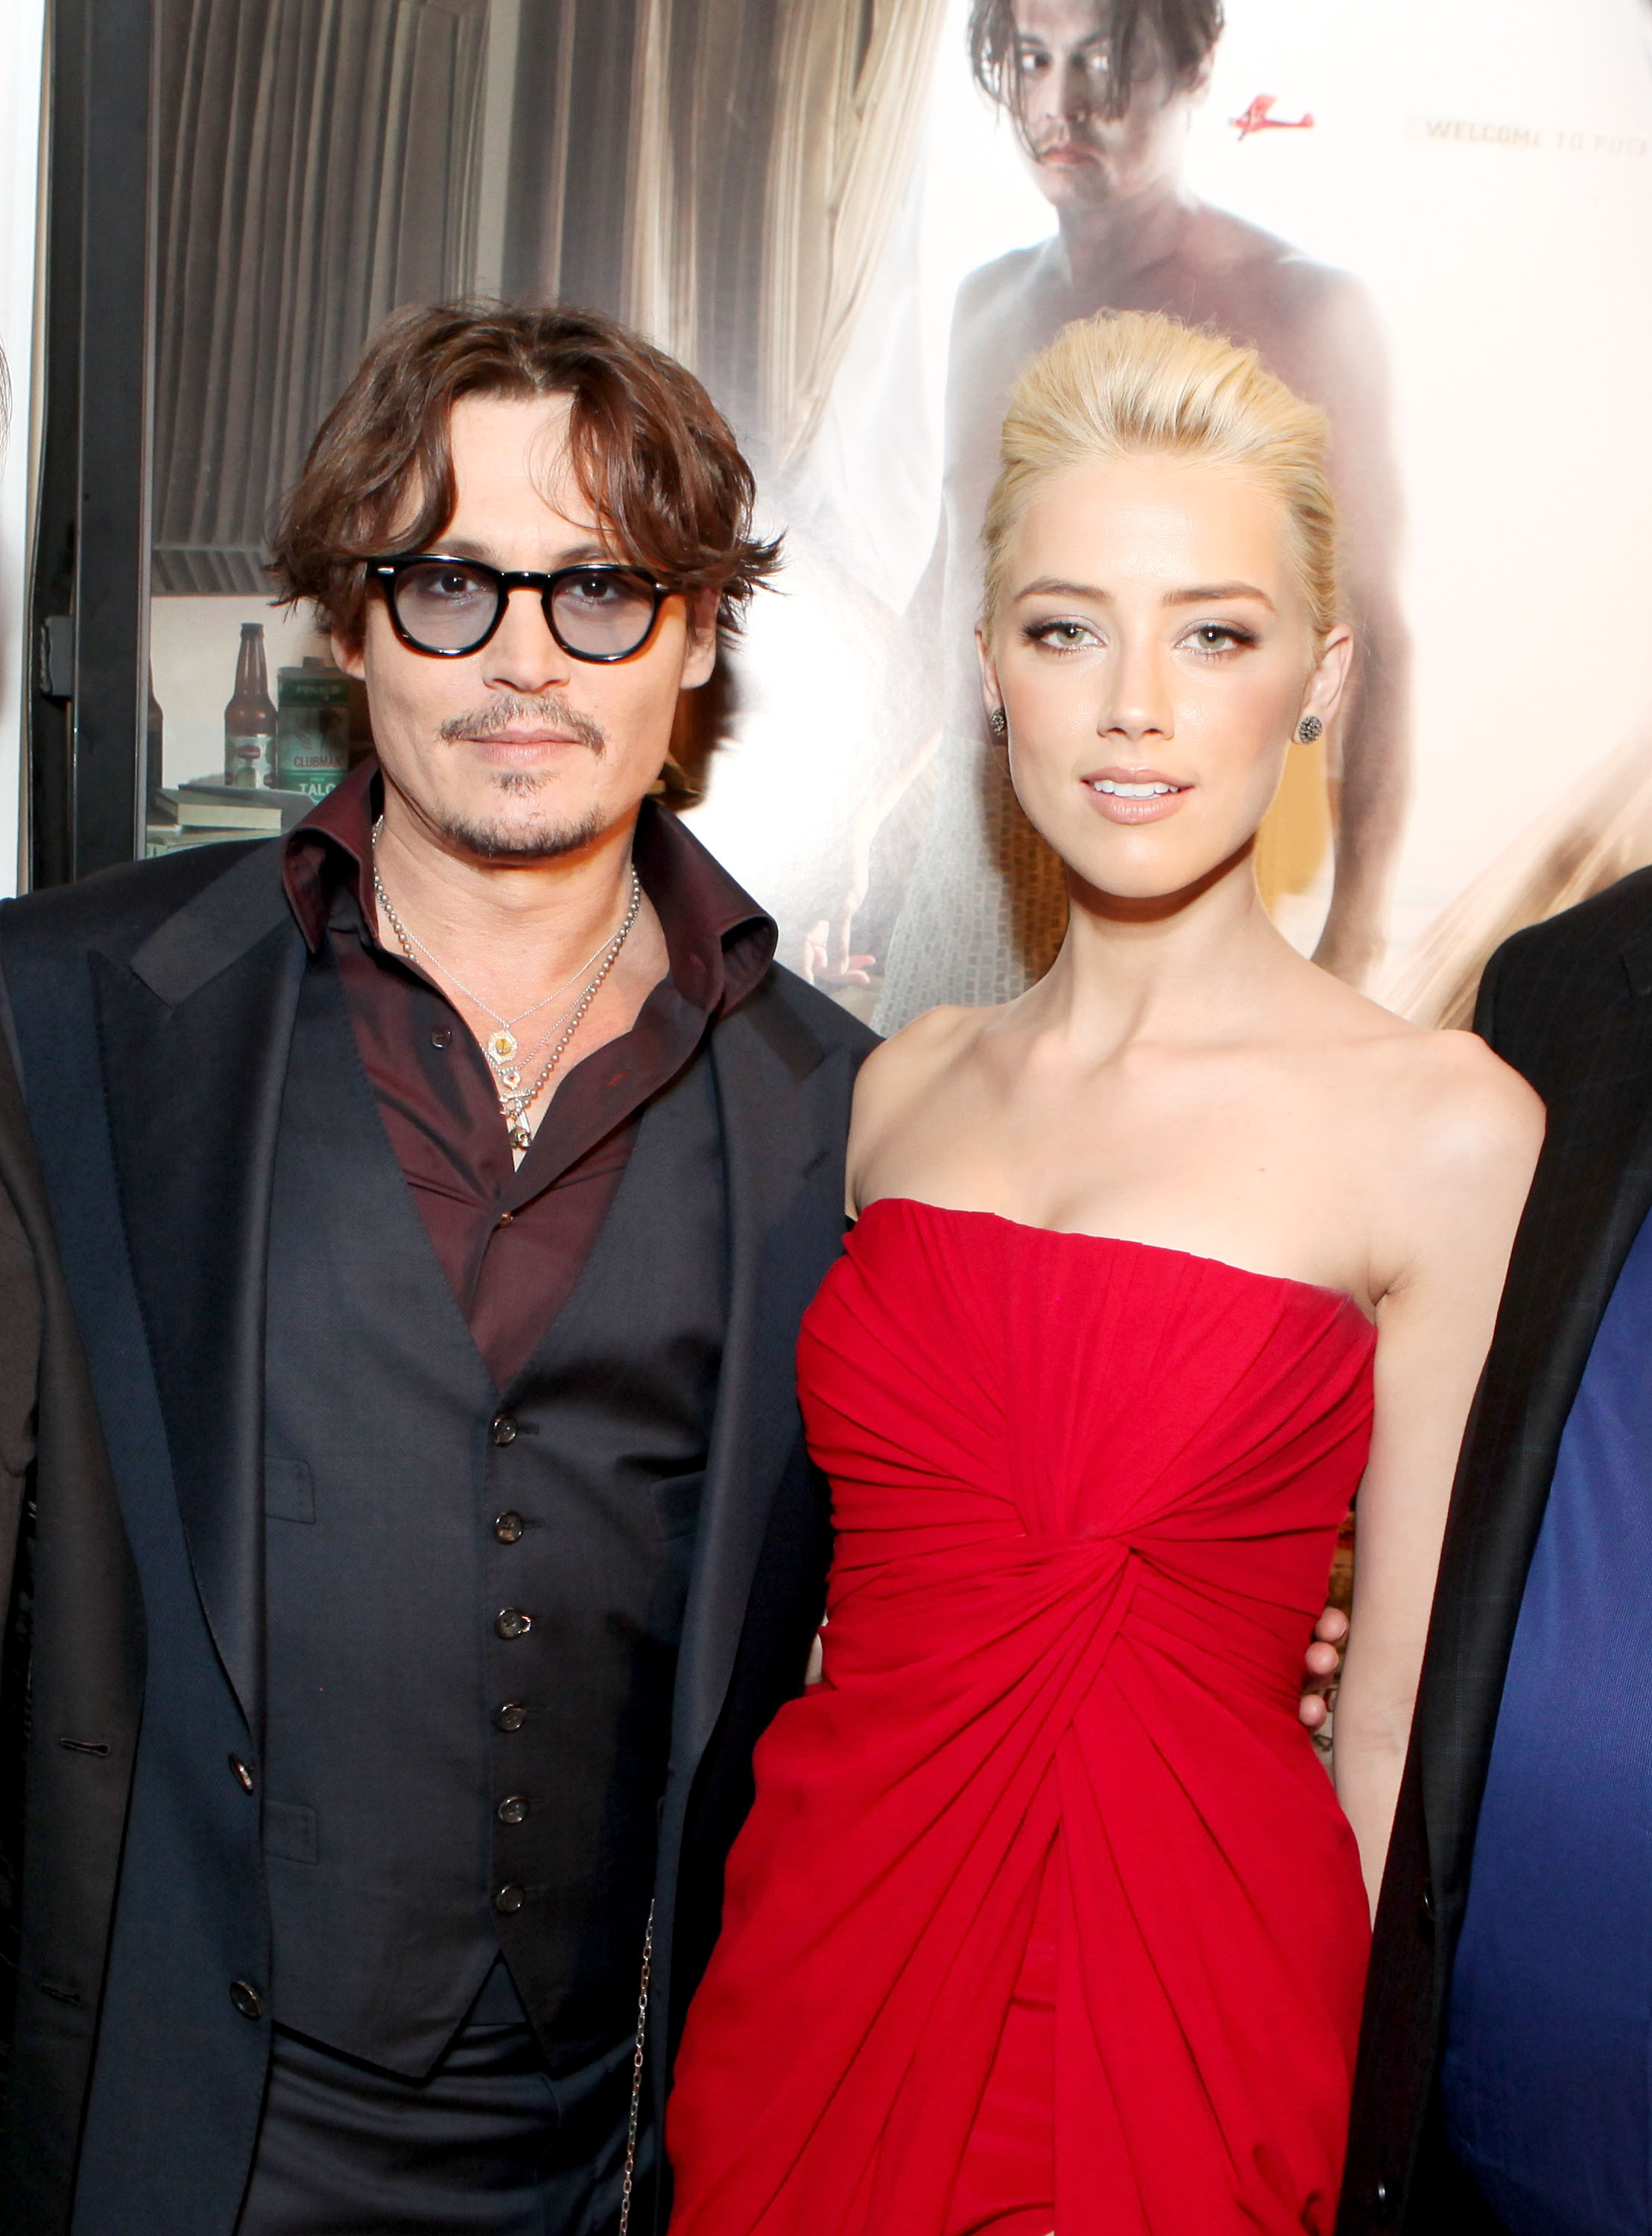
left=1402, top=2098, right=1512, bottom=2236
left=235, top=1992, right=651, bottom=2236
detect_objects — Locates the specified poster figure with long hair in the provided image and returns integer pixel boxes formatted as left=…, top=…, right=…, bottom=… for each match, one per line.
left=871, top=0, right=1408, bottom=1030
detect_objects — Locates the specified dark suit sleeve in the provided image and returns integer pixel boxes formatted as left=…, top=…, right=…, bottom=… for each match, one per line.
left=1470, top=940, right=1504, bottom=1052
left=0, top=1105, right=39, bottom=1632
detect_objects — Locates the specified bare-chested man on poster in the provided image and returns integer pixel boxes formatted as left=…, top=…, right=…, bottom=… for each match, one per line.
left=870, top=0, right=1408, bottom=1029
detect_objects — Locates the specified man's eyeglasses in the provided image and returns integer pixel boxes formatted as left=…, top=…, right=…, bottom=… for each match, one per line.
left=364, top=556, right=671, bottom=662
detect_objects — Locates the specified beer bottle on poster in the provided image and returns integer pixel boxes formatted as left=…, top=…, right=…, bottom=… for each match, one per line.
left=145, top=666, right=174, bottom=830
left=224, top=622, right=276, bottom=788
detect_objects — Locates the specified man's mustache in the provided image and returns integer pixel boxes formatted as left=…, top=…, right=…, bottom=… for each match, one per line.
left=436, top=694, right=606, bottom=754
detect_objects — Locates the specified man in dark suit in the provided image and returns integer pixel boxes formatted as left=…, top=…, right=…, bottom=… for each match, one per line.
left=1341, top=868, right=1652, bottom=2235
left=0, top=303, right=873, bottom=2236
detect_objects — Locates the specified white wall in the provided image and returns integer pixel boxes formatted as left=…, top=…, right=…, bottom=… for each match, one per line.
left=0, top=0, right=45, bottom=896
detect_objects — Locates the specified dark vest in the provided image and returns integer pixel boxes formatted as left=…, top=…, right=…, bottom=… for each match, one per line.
left=262, top=947, right=726, bottom=2076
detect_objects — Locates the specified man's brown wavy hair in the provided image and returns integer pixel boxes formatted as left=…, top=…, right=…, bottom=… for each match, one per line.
left=270, top=302, right=780, bottom=648
left=969, top=0, right=1223, bottom=130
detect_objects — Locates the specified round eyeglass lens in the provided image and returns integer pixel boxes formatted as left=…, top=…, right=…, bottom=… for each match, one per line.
left=390, top=560, right=500, bottom=653
left=551, top=569, right=659, bottom=658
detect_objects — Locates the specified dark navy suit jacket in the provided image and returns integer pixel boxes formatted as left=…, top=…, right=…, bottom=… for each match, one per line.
left=0, top=833, right=873, bottom=2235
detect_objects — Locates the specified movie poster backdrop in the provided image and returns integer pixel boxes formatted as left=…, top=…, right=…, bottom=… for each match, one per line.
left=674, top=0, right=1652, bottom=1034
left=148, top=0, right=1652, bottom=1030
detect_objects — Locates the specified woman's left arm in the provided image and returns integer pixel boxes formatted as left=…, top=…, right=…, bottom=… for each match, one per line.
left=1333, top=1034, right=1544, bottom=1916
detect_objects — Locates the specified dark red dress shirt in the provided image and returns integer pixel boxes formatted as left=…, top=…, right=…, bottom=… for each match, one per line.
left=281, top=760, right=774, bottom=1389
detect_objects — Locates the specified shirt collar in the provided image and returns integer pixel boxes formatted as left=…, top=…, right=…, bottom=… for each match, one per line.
left=280, top=757, right=775, bottom=1020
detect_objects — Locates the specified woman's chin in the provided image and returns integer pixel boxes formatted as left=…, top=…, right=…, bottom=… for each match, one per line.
left=1053, top=833, right=1263, bottom=917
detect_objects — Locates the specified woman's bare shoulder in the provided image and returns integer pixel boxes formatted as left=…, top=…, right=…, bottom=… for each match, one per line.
left=1271, top=967, right=1544, bottom=1283
left=1356, top=1018, right=1545, bottom=1166
left=847, top=1005, right=996, bottom=1199
left=856, top=1003, right=989, bottom=1115
left=1356, top=1026, right=1545, bottom=1300
left=1291, top=963, right=1542, bottom=1149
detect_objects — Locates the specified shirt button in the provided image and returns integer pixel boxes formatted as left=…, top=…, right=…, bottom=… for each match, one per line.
left=493, top=1512, right=525, bottom=1545
left=228, top=1755, right=254, bottom=1794
left=496, top=1608, right=532, bottom=1640
left=497, top=1210, right=514, bottom=1226
left=496, top=1702, right=528, bottom=1733
left=495, top=1884, right=526, bottom=1915
left=497, top=1795, right=528, bottom=1825
left=490, top=1415, right=518, bottom=1447
left=230, top=1979, right=264, bottom=2021
left=430, top=1026, right=452, bottom=1049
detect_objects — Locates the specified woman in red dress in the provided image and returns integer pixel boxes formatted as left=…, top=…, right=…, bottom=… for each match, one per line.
left=665, top=310, right=1542, bottom=2235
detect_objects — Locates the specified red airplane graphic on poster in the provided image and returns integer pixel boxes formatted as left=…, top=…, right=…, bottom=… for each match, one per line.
left=1230, top=95, right=1315, bottom=139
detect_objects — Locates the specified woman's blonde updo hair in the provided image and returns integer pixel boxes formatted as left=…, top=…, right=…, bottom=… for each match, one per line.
left=982, top=310, right=1339, bottom=641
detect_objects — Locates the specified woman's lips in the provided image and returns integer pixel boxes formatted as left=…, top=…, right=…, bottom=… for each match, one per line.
left=1080, top=770, right=1191, bottom=825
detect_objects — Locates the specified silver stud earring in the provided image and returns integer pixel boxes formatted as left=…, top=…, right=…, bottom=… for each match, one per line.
left=1297, top=715, right=1323, bottom=744
left=989, top=707, right=1007, bottom=737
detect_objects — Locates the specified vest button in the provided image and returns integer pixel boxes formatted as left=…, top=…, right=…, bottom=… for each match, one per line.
left=495, top=1884, right=526, bottom=1915
left=490, top=1414, right=519, bottom=1446
left=496, top=1702, right=528, bottom=1733
left=228, top=1754, right=255, bottom=1794
left=230, top=1979, right=264, bottom=2021
left=493, top=1512, right=525, bottom=1545
left=497, top=1795, right=528, bottom=1825
left=496, top=1608, right=532, bottom=1640
left=430, top=1027, right=452, bottom=1049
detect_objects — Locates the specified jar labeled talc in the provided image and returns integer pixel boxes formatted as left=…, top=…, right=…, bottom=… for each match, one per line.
left=276, top=657, right=351, bottom=799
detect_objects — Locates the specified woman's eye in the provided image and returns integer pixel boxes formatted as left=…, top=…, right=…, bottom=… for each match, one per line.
left=1186, top=623, right=1250, bottom=654
left=1029, top=619, right=1095, bottom=651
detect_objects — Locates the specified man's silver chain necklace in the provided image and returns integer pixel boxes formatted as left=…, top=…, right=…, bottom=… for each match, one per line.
left=370, top=820, right=642, bottom=1151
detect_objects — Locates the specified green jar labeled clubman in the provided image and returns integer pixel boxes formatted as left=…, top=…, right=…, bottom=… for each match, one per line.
left=276, top=657, right=350, bottom=800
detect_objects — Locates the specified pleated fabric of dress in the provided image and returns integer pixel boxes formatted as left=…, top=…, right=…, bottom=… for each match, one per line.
left=667, top=1198, right=1375, bottom=2236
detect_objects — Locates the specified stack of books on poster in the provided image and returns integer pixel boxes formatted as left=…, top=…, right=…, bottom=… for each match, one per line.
left=145, top=780, right=313, bottom=856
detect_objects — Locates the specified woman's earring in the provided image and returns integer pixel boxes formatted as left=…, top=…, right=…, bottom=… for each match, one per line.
left=988, top=707, right=1008, bottom=737
left=1297, top=715, right=1323, bottom=744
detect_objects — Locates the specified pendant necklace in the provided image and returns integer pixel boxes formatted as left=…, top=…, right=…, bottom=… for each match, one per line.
left=370, top=818, right=627, bottom=1057
left=370, top=819, right=642, bottom=1149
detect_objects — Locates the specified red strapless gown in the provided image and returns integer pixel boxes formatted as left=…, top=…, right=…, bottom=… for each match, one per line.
left=667, top=1199, right=1375, bottom=2236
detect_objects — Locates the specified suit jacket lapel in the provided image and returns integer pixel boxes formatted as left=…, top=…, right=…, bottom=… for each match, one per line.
left=673, top=985, right=849, bottom=1778
left=1423, top=930, right=1652, bottom=1912
left=94, top=843, right=305, bottom=1737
